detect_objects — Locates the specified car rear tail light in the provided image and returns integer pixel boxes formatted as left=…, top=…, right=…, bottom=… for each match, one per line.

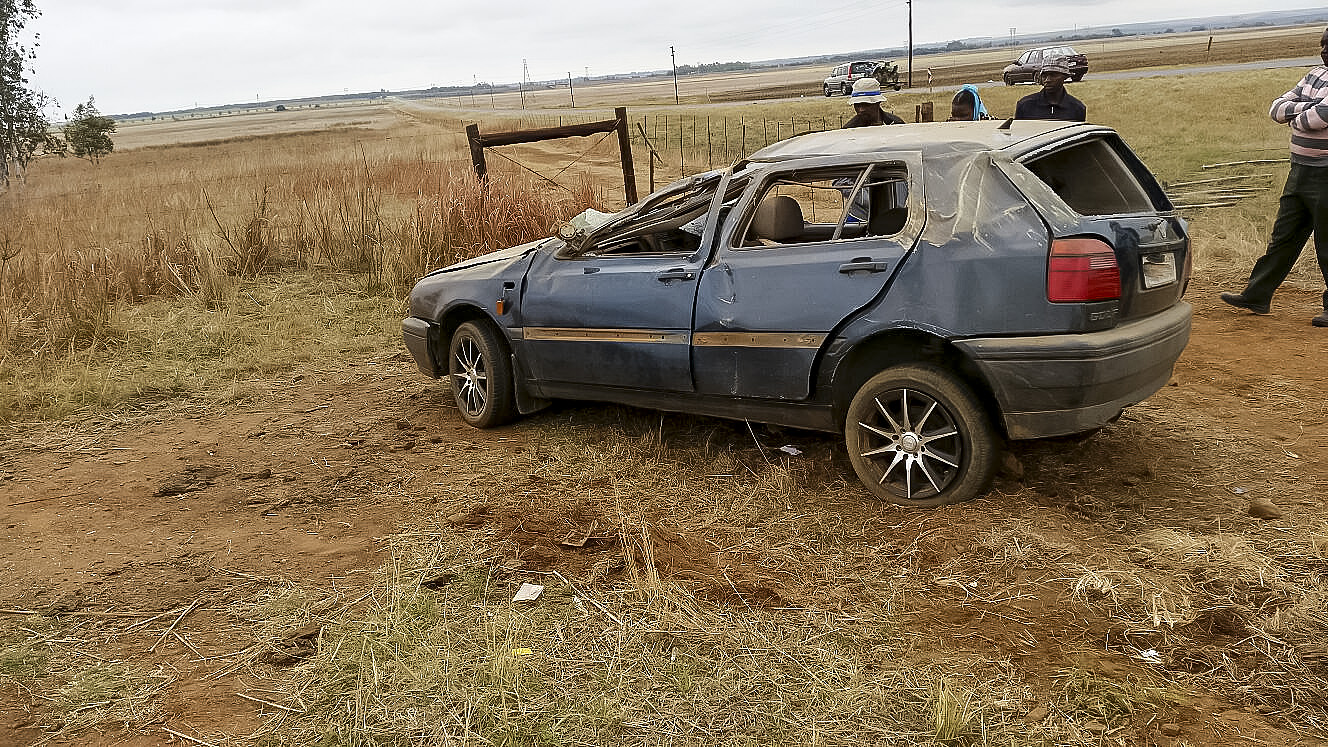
left=1047, top=238, right=1120, bottom=302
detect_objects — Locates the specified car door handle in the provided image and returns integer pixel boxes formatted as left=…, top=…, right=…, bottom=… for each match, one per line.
left=838, top=258, right=890, bottom=274
left=656, top=268, right=696, bottom=282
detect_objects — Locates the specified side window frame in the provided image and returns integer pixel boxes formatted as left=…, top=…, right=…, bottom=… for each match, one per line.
left=726, top=160, right=917, bottom=251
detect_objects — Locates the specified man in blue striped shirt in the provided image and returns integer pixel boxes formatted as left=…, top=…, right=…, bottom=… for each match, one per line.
left=1221, top=26, right=1328, bottom=327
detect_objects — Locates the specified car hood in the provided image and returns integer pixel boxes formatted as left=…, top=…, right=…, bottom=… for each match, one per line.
left=423, top=238, right=551, bottom=277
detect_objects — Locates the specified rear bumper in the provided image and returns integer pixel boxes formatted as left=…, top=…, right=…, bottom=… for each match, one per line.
left=953, top=302, right=1191, bottom=439
left=402, top=317, right=441, bottom=378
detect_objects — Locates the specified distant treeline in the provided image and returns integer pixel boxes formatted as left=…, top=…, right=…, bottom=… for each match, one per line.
left=676, top=62, right=754, bottom=76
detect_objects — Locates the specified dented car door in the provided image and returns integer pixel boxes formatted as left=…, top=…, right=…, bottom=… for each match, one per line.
left=517, top=174, right=727, bottom=392
left=692, top=153, right=925, bottom=399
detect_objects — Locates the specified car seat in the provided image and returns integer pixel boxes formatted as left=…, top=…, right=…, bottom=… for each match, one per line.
left=749, top=195, right=805, bottom=245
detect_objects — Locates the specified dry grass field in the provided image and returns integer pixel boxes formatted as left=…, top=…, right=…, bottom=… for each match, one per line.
left=2, top=24, right=1328, bottom=747
left=375, top=23, right=1322, bottom=109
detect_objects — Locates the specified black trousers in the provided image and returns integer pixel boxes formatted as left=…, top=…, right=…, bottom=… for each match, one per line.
left=1243, top=162, right=1328, bottom=310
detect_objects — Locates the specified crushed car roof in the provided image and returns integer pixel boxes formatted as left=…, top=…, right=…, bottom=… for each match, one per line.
left=745, top=120, right=1113, bottom=162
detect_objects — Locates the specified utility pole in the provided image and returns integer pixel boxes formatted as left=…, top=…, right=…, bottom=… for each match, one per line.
left=906, top=0, right=913, bottom=89
left=671, top=46, right=679, bottom=105
left=520, top=59, right=528, bottom=110
left=568, top=72, right=575, bottom=108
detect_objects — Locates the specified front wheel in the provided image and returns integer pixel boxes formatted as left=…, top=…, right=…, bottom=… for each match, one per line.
left=448, top=321, right=517, bottom=428
left=845, top=365, right=997, bottom=507
left=824, top=84, right=834, bottom=97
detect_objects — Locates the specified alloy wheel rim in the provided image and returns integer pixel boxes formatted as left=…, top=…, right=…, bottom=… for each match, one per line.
left=856, top=387, right=963, bottom=502
left=452, top=337, right=488, bottom=417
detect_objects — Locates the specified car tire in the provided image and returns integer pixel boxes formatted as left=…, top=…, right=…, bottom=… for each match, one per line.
left=448, top=321, right=517, bottom=428
left=1071, top=74, right=1084, bottom=82
left=843, top=83, right=854, bottom=97
left=1004, top=73, right=1014, bottom=86
left=824, top=84, right=834, bottom=97
left=844, top=364, right=997, bottom=507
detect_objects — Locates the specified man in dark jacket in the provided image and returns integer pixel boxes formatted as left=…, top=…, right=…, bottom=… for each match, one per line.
left=843, top=78, right=905, bottom=128
left=1013, top=60, right=1086, bottom=122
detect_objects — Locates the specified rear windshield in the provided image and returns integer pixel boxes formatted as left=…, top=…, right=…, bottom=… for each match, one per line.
left=1022, top=137, right=1155, bottom=216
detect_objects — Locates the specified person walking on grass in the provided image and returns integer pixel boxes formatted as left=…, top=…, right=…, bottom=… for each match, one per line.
left=1221, top=26, right=1328, bottom=328
left=1013, top=59, right=1086, bottom=122
left=843, top=78, right=904, bottom=128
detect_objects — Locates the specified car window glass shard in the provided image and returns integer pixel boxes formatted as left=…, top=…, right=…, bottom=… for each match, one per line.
left=575, top=170, right=724, bottom=251
left=579, top=171, right=730, bottom=257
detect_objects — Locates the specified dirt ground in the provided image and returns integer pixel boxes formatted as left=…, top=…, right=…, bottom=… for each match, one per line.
left=1, top=276, right=1326, bottom=745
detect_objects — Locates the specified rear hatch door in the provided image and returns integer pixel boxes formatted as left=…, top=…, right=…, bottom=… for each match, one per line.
left=1005, top=131, right=1188, bottom=324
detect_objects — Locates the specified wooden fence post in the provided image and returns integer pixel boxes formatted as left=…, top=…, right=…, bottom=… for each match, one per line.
left=466, top=123, right=487, bottom=180
left=615, top=107, right=637, bottom=204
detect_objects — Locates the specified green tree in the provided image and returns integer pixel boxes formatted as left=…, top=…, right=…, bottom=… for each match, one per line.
left=1, top=0, right=60, bottom=188
left=65, top=96, right=115, bottom=163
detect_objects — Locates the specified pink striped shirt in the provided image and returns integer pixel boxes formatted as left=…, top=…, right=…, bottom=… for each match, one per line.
left=1270, top=65, right=1328, bottom=166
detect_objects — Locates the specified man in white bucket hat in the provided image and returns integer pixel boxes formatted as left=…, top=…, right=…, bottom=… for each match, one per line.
left=844, top=78, right=904, bottom=128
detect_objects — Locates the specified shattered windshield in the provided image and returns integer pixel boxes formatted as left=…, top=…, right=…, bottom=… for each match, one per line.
left=565, top=168, right=751, bottom=256
left=560, top=170, right=723, bottom=249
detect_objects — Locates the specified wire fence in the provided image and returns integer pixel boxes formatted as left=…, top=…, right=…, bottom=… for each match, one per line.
left=3, top=112, right=861, bottom=221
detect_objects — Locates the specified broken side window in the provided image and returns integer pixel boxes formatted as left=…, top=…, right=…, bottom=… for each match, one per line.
left=737, top=164, right=910, bottom=248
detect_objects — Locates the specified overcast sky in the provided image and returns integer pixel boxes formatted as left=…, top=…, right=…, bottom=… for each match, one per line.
left=23, top=0, right=1328, bottom=115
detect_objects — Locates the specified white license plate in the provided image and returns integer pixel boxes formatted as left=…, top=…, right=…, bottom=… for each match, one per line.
left=1141, top=252, right=1177, bottom=289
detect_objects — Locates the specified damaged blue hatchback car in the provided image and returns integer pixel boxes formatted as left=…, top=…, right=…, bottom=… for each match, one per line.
left=403, top=121, right=1191, bottom=507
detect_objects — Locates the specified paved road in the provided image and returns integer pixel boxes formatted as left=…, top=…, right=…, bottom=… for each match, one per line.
left=927, top=56, right=1320, bottom=95
left=1096, top=56, right=1318, bottom=79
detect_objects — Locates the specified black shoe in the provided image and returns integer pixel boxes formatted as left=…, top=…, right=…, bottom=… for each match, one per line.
left=1313, top=312, right=1328, bottom=328
left=1220, top=292, right=1271, bottom=315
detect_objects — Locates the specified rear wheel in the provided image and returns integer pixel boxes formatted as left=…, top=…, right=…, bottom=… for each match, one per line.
left=845, top=365, right=997, bottom=507
left=842, top=82, right=854, bottom=96
left=448, top=321, right=517, bottom=428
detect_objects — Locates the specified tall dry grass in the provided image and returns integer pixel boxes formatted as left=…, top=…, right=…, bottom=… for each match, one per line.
left=0, top=112, right=604, bottom=421
left=1, top=163, right=599, bottom=353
